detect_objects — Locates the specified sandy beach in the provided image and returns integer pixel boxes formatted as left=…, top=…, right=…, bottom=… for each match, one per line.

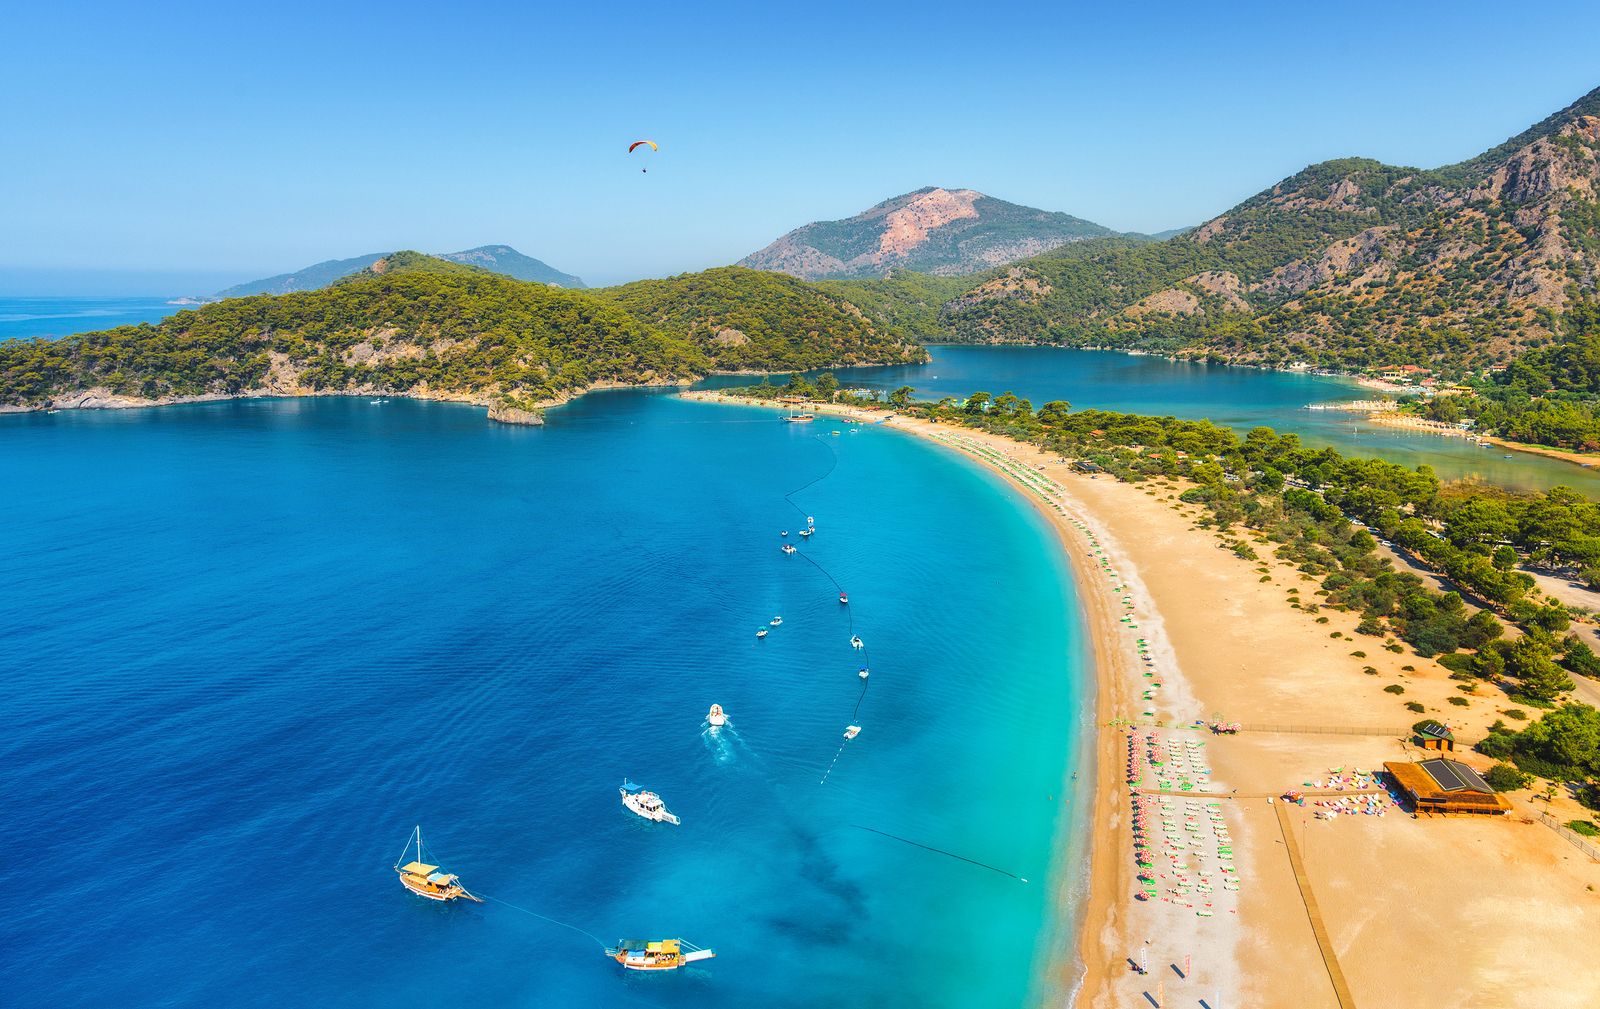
left=682, top=390, right=1600, bottom=1008
left=1365, top=411, right=1600, bottom=470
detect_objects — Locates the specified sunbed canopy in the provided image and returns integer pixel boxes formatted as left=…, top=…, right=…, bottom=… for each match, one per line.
left=401, top=861, right=439, bottom=875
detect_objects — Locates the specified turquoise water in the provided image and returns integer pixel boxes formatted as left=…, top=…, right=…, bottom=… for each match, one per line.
left=0, top=296, right=184, bottom=340
left=1, top=392, right=1090, bottom=1007
left=816, top=346, right=1600, bottom=496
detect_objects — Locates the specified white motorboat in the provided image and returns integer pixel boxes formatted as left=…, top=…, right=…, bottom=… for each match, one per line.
left=770, top=616, right=783, bottom=626
left=782, top=544, right=797, bottom=555
left=620, top=781, right=680, bottom=825
left=843, top=725, right=861, bottom=740
left=858, top=668, right=869, bottom=680
left=850, top=635, right=863, bottom=650
left=707, top=703, right=727, bottom=728
left=756, top=628, right=769, bottom=639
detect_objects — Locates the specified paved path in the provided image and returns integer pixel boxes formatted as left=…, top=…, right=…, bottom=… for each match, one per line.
left=1274, top=801, right=1358, bottom=1009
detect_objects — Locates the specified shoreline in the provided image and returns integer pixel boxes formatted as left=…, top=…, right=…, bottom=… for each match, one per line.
left=679, top=390, right=1204, bottom=1003
left=1364, top=411, right=1600, bottom=469
left=680, top=389, right=1600, bottom=1008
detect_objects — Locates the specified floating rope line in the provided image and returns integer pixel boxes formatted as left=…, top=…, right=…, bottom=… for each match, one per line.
left=484, top=894, right=608, bottom=947
left=850, top=825, right=1029, bottom=883
left=780, top=432, right=873, bottom=783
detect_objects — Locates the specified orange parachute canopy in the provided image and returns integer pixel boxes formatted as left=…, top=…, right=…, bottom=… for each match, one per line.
left=628, top=140, right=658, bottom=153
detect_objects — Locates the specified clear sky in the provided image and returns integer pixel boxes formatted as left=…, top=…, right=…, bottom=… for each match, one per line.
left=4, top=0, right=1599, bottom=294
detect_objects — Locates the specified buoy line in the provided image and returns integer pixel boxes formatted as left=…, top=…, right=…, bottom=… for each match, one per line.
left=781, top=433, right=871, bottom=784
left=850, top=825, right=1029, bottom=883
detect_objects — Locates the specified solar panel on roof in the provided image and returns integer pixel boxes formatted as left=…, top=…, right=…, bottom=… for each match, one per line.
left=1420, top=758, right=1490, bottom=792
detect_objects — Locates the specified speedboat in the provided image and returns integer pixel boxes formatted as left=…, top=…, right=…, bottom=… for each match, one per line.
left=798, top=529, right=813, bottom=538
left=782, top=544, right=797, bottom=555
left=858, top=668, right=869, bottom=680
left=843, top=725, right=861, bottom=740
left=393, top=826, right=482, bottom=903
left=781, top=530, right=788, bottom=537
left=707, top=703, right=726, bottom=728
left=606, top=939, right=715, bottom=971
left=756, top=628, right=769, bottom=639
left=850, top=635, right=863, bottom=650
left=839, top=591, right=848, bottom=604
left=770, top=616, right=783, bottom=626
left=620, top=780, right=681, bottom=825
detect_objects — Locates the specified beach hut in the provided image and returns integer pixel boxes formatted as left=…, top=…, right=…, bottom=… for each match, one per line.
left=1383, top=759, right=1512, bottom=816
left=1414, top=722, right=1455, bottom=752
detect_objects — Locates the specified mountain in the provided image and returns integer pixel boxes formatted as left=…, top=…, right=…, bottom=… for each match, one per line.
left=2, top=254, right=922, bottom=420
left=738, top=187, right=1121, bottom=280
left=436, top=245, right=585, bottom=288
left=939, top=85, right=1600, bottom=372
left=215, top=244, right=585, bottom=299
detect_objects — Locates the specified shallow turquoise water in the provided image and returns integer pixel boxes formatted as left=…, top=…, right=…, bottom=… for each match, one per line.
left=817, top=346, right=1600, bottom=496
left=1, top=392, right=1091, bottom=1007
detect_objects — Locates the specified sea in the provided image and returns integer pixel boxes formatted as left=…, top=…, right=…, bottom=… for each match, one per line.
left=0, top=296, right=185, bottom=340
left=1, top=393, right=1091, bottom=1008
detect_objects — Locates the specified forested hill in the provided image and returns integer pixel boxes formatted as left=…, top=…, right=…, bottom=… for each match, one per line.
left=939, top=84, right=1600, bottom=373
left=0, top=255, right=924, bottom=420
left=595, top=267, right=929, bottom=371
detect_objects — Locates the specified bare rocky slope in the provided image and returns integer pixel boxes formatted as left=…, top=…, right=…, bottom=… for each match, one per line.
left=738, top=187, right=1121, bottom=280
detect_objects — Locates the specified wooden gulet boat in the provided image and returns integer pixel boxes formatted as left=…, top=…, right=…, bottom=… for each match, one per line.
left=606, top=938, right=716, bottom=971
left=394, top=825, right=482, bottom=902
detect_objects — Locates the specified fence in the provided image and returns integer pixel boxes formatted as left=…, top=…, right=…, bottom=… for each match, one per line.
left=1536, top=811, right=1600, bottom=862
left=1236, top=723, right=1410, bottom=737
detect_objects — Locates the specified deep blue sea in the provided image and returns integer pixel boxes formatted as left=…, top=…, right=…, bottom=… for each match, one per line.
left=1, top=392, right=1091, bottom=1008
left=0, top=296, right=183, bottom=340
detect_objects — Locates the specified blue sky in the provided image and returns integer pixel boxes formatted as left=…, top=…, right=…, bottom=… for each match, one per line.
left=3, top=0, right=1599, bottom=293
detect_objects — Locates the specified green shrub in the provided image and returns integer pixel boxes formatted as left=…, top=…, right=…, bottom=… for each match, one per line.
left=1448, top=696, right=1470, bottom=706
left=1566, top=820, right=1600, bottom=837
left=1384, top=684, right=1406, bottom=695
left=1436, top=652, right=1475, bottom=675
left=1406, top=701, right=1426, bottom=713
left=1351, top=650, right=1367, bottom=658
left=1505, top=709, right=1528, bottom=721
left=1485, top=763, right=1531, bottom=791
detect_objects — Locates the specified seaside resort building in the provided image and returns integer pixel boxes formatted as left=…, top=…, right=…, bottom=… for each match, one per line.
left=1383, top=758, right=1513, bottom=816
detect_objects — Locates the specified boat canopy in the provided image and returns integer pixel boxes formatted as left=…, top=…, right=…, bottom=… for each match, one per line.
left=621, top=780, right=643, bottom=793
left=647, top=940, right=680, bottom=954
left=426, top=872, right=457, bottom=885
left=401, top=861, right=439, bottom=875
left=617, top=939, right=648, bottom=951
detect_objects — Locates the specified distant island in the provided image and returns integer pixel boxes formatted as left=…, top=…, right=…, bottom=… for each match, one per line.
left=213, top=243, right=586, bottom=299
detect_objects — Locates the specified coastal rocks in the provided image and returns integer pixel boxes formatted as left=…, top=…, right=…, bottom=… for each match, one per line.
left=486, top=402, right=544, bottom=426
left=710, top=327, right=750, bottom=347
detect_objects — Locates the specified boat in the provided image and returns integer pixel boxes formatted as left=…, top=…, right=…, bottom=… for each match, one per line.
left=807, top=516, right=815, bottom=527
left=798, top=529, right=813, bottom=538
left=781, top=530, right=788, bottom=537
left=605, top=938, right=716, bottom=971
left=858, top=668, right=869, bottom=680
left=707, top=703, right=726, bottom=727
left=843, top=725, right=861, bottom=740
left=839, top=591, right=848, bottom=604
left=770, top=616, right=783, bottom=626
left=782, top=544, right=797, bottom=555
left=782, top=406, right=815, bottom=423
left=850, top=635, right=863, bottom=650
left=393, top=826, right=482, bottom=902
left=620, top=780, right=681, bottom=825
left=756, top=628, right=769, bottom=639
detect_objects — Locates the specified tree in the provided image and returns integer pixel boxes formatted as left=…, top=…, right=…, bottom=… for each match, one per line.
left=1517, top=704, right=1600, bottom=778
left=814, top=372, right=839, bottom=401
left=888, top=385, right=914, bottom=408
left=1506, top=635, right=1574, bottom=704
left=964, top=391, right=991, bottom=414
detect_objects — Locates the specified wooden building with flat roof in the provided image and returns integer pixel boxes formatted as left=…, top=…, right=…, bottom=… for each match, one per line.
left=1384, top=759, right=1512, bottom=816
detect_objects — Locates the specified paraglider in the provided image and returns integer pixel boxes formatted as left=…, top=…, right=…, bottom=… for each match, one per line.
left=629, top=139, right=657, bottom=172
